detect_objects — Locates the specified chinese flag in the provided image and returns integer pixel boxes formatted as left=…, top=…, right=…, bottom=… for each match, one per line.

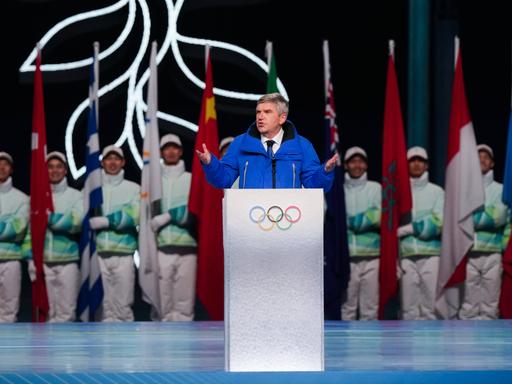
left=188, top=49, right=224, bottom=320
left=30, top=46, right=53, bottom=322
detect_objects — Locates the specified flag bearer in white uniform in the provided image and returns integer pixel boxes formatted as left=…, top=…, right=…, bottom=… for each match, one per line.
left=397, top=147, right=444, bottom=320
left=0, top=152, right=28, bottom=322
left=150, top=134, right=197, bottom=321
left=24, top=151, right=83, bottom=322
left=459, top=144, right=508, bottom=319
left=341, top=146, right=381, bottom=320
left=89, top=145, right=140, bottom=321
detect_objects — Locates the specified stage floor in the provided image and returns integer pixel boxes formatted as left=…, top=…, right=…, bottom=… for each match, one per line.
left=1, top=320, right=511, bottom=383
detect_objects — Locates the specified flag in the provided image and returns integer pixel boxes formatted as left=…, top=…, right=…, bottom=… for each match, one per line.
left=266, top=41, right=278, bottom=93
left=322, top=40, right=350, bottom=320
left=138, top=41, right=162, bottom=319
left=379, top=40, right=412, bottom=319
left=499, top=75, right=512, bottom=318
left=436, top=38, right=484, bottom=319
left=189, top=48, right=224, bottom=320
left=77, top=42, right=104, bottom=322
left=30, top=45, right=53, bottom=322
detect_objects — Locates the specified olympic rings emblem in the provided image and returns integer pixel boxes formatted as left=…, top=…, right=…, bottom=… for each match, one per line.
left=249, top=205, right=302, bottom=231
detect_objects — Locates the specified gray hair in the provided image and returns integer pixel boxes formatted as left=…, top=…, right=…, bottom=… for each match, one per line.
left=257, top=93, right=289, bottom=116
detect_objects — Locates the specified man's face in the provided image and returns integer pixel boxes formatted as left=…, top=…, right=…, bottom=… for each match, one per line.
left=479, top=150, right=494, bottom=174
left=256, top=102, right=286, bottom=138
left=47, top=158, right=67, bottom=184
left=102, top=153, right=125, bottom=175
left=0, top=159, right=12, bottom=183
left=408, top=157, right=428, bottom=178
left=345, top=155, right=367, bottom=179
left=161, top=144, right=183, bottom=166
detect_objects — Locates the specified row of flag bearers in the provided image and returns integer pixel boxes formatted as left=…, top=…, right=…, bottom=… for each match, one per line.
left=1, top=36, right=511, bottom=322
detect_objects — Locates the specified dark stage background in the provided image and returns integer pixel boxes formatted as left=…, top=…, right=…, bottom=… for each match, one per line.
left=1, top=0, right=511, bottom=320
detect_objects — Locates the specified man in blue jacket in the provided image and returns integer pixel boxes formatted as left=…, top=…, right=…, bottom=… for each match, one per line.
left=196, top=93, right=338, bottom=190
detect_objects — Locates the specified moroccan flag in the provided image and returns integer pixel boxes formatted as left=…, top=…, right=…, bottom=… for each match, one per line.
left=436, top=38, right=484, bottom=319
left=138, top=41, right=162, bottom=319
left=379, top=40, right=412, bottom=319
left=30, top=45, right=53, bottom=322
left=322, top=40, right=350, bottom=320
left=266, top=40, right=278, bottom=93
left=499, top=78, right=512, bottom=318
left=189, top=49, right=224, bottom=320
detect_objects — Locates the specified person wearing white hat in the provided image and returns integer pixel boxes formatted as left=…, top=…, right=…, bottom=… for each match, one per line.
left=23, top=151, right=83, bottom=322
left=397, top=146, right=444, bottom=320
left=89, top=145, right=140, bottom=321
left=459, top=144, right=509, bottom=319
left=0, top=152, right=29, bottom=322
left=149, top=133, right=198, bottom=321
left=341, top=146, right=382, bottom=320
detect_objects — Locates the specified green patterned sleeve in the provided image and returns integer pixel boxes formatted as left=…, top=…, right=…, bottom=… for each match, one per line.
left=48, top=198, right=83, bottom=235
left=0, top=200, right=29, bottom=242
left=349, top=207, right=381, bottom=233
left=413, top=190, right=443, bottom=241
left=106, top=193, right=140, bottom=231
left=473, top=201, right=508, bottom=231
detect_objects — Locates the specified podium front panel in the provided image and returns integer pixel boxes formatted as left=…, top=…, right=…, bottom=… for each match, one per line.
left=224, top=189, right=324, bottom=372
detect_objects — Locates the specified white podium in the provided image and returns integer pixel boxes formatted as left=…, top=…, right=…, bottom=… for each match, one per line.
left=223, top=189, right=324, bottom=372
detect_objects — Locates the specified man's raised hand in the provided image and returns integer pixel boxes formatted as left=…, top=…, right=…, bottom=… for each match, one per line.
left=196, top=143, right=212, bottom=165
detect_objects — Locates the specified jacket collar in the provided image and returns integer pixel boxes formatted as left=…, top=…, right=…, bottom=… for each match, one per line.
left=345, top=172, right=367, bottom=187
left=51, top=178, right=68, bottom=193
left=410, top=171, right=429, bottom=190
left=243, top=120, right=300, bottom=156
left=0, top=177, right=13, bottom=193
left=102, top=169, right=124, bottom=186
left=482, top=170, right=494, bottom=187
left=162, top=159, right=185, bottom=178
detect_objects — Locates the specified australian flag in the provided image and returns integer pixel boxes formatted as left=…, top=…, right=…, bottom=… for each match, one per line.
left=323, top=41, right=350, bottom=320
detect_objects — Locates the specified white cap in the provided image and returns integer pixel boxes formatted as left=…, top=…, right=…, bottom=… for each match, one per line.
left=101, top=145, right=124, bottom=159
left=407, top=146, right=428, bottom=161
left=344, top=146, right=367, bottom=162
left=477, top=144, right=494, bottom=159
left=0, top=151, right=13, bottom=164
left=46, top=151, right=67, bottom=164
left=219, top=136, right=234, bottom=151
left=160, top=133, right=182, bottom=148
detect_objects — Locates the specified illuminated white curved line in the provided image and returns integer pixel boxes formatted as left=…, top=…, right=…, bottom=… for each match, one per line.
left=20, top=0, right=132, bottom=72
left=133, top=0, right=197, bottom=146
left=171, top=0, right=288, bottom=101
left=119, top=0, right=152, bottom=168
left=65, top=0, right=141, bottom=179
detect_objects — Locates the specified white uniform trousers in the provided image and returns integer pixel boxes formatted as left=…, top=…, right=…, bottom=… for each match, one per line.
left=400, top=256, right=439, bottom=320
left=158, top=251, right=197, bottom=321
left=341, top=257, right=379, bottom=320
left=459, top=252, right=502, bottom=320
left=0, top=260, right=21, bottom=322
left=98, top=255, right=135, bottom=322
left=44, top=263, right=80, bottom=322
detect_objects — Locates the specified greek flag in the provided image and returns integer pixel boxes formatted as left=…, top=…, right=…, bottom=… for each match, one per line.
left=77, top=42, right=104, bottom=321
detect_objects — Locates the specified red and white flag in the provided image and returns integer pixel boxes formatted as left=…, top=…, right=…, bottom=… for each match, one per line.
left=30, top=45, right=53, bottom=322
left=436, top=38, right=484, bottom=319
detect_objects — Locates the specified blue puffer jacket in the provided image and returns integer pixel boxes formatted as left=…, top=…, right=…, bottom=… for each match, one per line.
left=203, top=121, right=334, bottom=191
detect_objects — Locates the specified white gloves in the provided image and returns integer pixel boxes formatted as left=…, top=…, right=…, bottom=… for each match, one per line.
left=397, top=223, right=414, bottom=238
left=150, top=212, right=172, bottom=232
left=396, top=264, right=404, bottom=280
left=28, top=260, right=36, bottom=282
left=89, top=216, right=109, bottom=230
